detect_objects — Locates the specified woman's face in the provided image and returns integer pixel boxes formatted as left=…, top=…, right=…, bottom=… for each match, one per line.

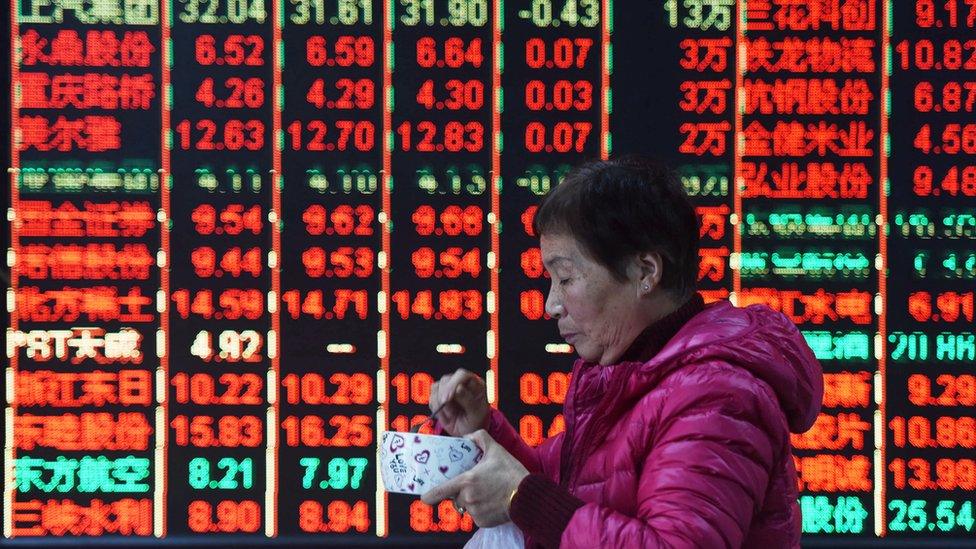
left=540, top=233, right=650, bottom=365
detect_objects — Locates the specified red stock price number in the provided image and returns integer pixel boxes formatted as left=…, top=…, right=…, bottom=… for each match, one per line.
left=391, top=289, right=482, bottom=320
left=416, top=80, right=484, bottom=111
left=281, top=289, right=369, bottom=320
left=913, top=123, right=976, bottom=155
left=281, top=415, right=372, bottom=447
left=525, top=80, right=593, bottom=111
left=525, top=121, right=592, bottom=153
left=895, top=38, right=976, bottom=71
left=171, top=289, right=264, bottom=321
left=391, top=372, right=433, bottom=404
left=286, top=120, right=375, bottom=152
left=525, top=37, right=593, bottom=69
left=520, top=289, right=548, bottom=320
left=176, top=119, right=265, bottom=151
left=306, top=36, right=375, bottom=67
left=302, top=204, right=374, bottom=236
left=171, top=415, right=263, bottom=448
left=299, top=500, right=370, bottom=533
left=409, top=500, right=474, bottom=533
left=411, top=205, right=483, bottom=236
left=889, top=457, right=976, bottom=490
left=191, top=204, right=263, bottom=235
left=301, top=246, right=375, bottom=278
left=196, top=78, right=265, bottom=109
left=519, top=414, right=566, bottom=448
left=908, top=374, right=976, bottom=406
left=914, top=81, right=976, bottom=113
left=195, top=34, right=264, bottom=66
left=915, top=0, right=976, bottom=27
left=396, top=121, right=484, bottom=153
left=519, top=372, right=570, bottom=405
left=190, top=246, right=263, bottom=278
left=411, top=247, right=481, bottom=278
left=306, top=78, right=375, bottom=110
left=890, top=415, right=976, bottom=449
left=282, top=373, right=373, bottom=405
left=188, top=500, right=261, bottom=533
left=913, top=165, right=976, bottom=197
left=172, top=372, right=263, bottom=405
left=416, top=37, right=483, bottom=68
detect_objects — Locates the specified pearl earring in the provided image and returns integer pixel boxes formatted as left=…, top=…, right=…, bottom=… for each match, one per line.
left=642, top=284, right=649, bottom=291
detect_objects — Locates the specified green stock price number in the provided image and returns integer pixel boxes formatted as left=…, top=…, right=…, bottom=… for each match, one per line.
left=188, top=457, right=254, bottom=490
left=888, top=499, right=975, bottom=533
left=300, top=457, right=369, bottom=490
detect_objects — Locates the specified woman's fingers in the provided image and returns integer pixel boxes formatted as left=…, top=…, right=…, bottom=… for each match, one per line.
left=444, top=369, right=469, bottom=402
left=438, top=399, right=463, bottom=425
left=454, top=375, right=484, bottom=408
left=435, top=370, right=471, bottom=410
left=437, top=372, right=458, bottom=407
left=464, top=428, right=492, bottom=450
left=427, top=369, right=488, bottom=434
left=428, top=379, right=441, bottom=414
left=420, top=472, right=466, bottom=506
left=430, top=372, right=458, bottom=412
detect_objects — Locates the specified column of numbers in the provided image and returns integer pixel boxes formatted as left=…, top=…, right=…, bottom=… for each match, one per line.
left=279, top=0, right=381, bottom=537
left=387, top=0, right=495, bottom=536
left=168, top=0, right=273, bottom=534
left=499, top=0, right=604, bottom=452
left=887, top=0, right=976, bottom=536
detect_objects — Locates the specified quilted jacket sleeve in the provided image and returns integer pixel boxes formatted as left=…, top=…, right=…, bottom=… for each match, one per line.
left=486, top=408, right=564, bottom=478
left=560, top=364, right=783, bottom=549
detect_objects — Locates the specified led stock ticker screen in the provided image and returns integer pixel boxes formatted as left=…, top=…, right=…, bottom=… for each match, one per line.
left=3, top=0, right=976, bottom=544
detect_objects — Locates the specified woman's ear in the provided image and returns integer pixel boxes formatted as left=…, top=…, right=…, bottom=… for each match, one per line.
left=637, top=252, right=663, bottom=294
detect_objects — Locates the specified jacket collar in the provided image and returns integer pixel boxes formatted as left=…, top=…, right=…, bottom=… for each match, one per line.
left=618, top=293, right=706, bottom=363
left=563, top=293, right=707, bottom=438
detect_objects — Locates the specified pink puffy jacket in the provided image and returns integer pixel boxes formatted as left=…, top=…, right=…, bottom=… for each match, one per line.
left=489, top=300, right=823, bottom=548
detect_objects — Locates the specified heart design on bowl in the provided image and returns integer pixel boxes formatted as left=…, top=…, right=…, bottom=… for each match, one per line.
left=389, top=433, right=405, bottom=452
left=380, top=431, right=485, bottom=496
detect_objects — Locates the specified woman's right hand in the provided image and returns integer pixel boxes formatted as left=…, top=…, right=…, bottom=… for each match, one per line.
left=429, top=369, right=489, bottom=436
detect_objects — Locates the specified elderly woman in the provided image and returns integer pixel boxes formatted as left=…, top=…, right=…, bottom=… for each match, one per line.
left=423, top=157, right=823, bottom=548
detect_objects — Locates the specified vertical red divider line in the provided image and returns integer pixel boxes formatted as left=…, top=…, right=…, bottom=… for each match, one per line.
left=733, top=0, right=743, bottom=298
left=160, top=0, right=172, bottom=536
left=380, top=0, right=393, bottom=535
left=6, top=0, right=20, bottom=537
left=600, top=0, right=610, bottom=160
left=878, top=0, right=889, bottom=536
left=489, top=0, right=500, bottom=408
left=271, top=0, right=283, bottom=535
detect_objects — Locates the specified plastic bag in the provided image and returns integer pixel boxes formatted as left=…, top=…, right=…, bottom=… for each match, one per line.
left=463, top=521, right=525, bottom=549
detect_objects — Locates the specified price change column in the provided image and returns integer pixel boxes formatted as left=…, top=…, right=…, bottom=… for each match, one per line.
left=498, top=0, right=608, bottom=451
left=7, top=0, right=161, bottom=538
left=738, top=1, right=881, bottom=537
left=887, top=0, right=976, bottom=537
left=670, top=0, right=736, bottom=303
left=387, top=0, right=500, bottom=538
left=166, top=0, right=273, bottom=536
left=278, top=0, right=380, bottom=539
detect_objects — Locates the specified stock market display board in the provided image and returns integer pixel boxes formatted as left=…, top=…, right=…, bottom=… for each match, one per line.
left=3, top=0, right=976, bottom=545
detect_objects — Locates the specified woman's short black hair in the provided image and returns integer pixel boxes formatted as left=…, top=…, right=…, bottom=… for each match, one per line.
left=533, top=156, right=700, bottom=299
